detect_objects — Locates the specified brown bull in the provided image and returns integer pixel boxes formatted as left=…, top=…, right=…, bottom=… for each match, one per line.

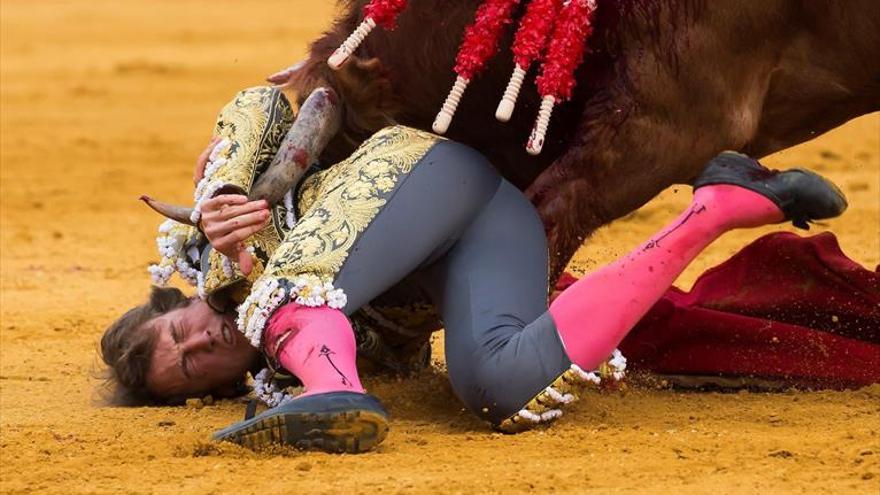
left=279, top=0, right=879, bottom=277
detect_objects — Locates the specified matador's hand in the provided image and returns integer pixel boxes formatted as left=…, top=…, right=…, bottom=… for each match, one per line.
left=199, top=194, right=270, bottom=276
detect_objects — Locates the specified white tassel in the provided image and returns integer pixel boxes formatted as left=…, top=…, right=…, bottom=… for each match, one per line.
left=433, top=76, right=470, bottom=134
left=495, top=64, right=527, bottom=122
left=328, top=17, right=377, bottom=69
left=526, top=95, right=555, bottom=155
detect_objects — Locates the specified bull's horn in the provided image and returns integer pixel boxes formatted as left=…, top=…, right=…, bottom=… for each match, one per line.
left=250, top=87, right=343, bottom=205
left=139, top=195, right=196, bottom=226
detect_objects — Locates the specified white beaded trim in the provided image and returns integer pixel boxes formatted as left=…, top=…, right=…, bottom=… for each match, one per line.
left=156, top=225, right=178, bottom=258
left=569, top=363, right=602, bottom=385
left=250, top=368, right=296, bottom=408
left=283, top=189, right=296, bottom=229
left=196, top=271, right=207, bottom=300
left=544, top=386, right=576, bottom=404
left=175, top=257, right=200, bottom=286
left=221, top=254, right=236, bottom=278
left=148, top=219, right=201, bottom=288
left=517, top=408, right=563, bottom=423
left=190, top=181, right=224, bottom=224
left=191, top=138, right=231, bottom=224
left=158, top=218, right=175, bottom=234
left=607, top=349, right=628, bottom=381
left=507, top=349, right=628, bottom=428
left=236, top=275, right=348, bottom=348
left=148, top=263, right=175, bottom=287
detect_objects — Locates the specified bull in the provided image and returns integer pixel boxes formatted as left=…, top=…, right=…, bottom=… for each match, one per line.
left=287, top=0, right=880, bottom=277
left=150, top=0, right=880, bottom=278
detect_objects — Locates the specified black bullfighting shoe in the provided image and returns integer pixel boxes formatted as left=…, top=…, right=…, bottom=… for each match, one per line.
left=213, top=392, right=389, bottom=454
left=694, top=151, right=848, bottom=229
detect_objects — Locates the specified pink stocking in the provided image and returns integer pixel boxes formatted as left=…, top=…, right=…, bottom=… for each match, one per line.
left=550, top=185, right=785, bottom=371
left=264, top=303, right=365, bottom=397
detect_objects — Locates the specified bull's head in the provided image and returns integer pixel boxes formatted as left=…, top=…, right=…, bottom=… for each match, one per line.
left=141, top=86, right=343, bottom=226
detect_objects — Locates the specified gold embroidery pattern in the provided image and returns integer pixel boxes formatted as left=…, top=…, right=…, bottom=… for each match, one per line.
left=265, top=125, right=441, bottom=280
left=209, top=86, right=294, bottom=193
left=296, top=171, right=324, bottom=215
left=200, top=86, right=296, bottom=295
left=238, top=126, right=442, bottom=345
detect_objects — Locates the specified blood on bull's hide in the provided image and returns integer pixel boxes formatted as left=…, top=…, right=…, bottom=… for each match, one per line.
left=277, top=0, right=880, bottom=278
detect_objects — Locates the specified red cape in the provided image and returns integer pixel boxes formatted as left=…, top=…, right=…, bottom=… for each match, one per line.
left=557, top=232, right=880, bottom=388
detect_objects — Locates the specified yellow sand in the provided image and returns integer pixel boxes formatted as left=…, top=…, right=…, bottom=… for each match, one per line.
left=1, top=1, right=878, bottom=493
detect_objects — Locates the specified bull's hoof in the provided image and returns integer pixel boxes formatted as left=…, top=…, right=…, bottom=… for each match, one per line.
left=694, top=151, right=848, bottom=229
left=213, top=392, right=388, bottom=454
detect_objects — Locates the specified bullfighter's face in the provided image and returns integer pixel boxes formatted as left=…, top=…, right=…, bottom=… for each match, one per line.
left=145, top=300, right=258, bottom=400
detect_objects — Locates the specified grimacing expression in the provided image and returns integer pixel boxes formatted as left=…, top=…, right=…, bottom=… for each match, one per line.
left=146, top=299, right=259, bottom=399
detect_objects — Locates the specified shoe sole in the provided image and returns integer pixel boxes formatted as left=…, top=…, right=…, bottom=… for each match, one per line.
left=216, top=409, right=388, bottom=454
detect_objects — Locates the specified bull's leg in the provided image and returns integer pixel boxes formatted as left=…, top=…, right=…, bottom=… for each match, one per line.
left=527, top=1, right=794, bottom=277
left=526, top=106, right=723, bottom=278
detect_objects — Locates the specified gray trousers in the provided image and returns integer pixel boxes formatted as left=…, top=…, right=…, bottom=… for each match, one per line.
left=333, top=141, right=572, bottom=425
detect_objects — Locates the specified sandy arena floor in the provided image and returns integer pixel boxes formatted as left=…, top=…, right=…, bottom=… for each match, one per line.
left=1, top=1, right=878, bottom=493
